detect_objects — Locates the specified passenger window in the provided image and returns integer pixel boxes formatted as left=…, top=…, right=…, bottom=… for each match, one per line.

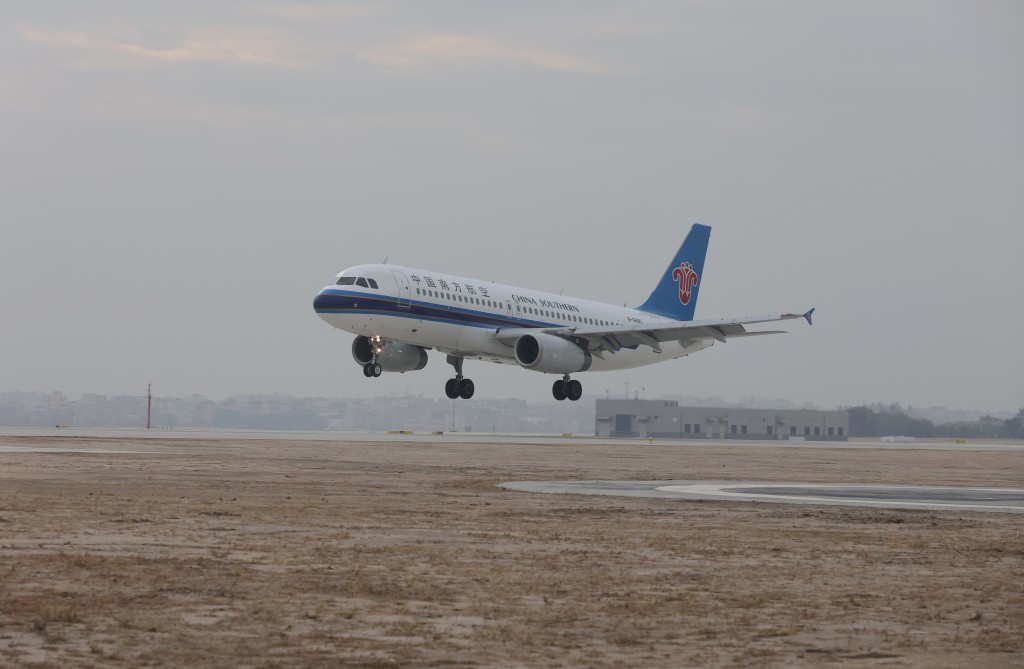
left=355, top=277, right=368, bottom=288
left=336, top=277, right=356, bottom=285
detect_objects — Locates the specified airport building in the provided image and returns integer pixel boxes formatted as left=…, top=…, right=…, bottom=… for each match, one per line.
left=595, top=400, right=849, bottom=441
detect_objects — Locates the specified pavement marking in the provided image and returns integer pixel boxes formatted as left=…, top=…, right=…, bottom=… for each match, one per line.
left=500, top=480, right=1024, bottom=513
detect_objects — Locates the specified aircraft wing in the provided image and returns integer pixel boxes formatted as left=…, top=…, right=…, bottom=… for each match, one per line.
left=494, top=309, right=814, bottom=355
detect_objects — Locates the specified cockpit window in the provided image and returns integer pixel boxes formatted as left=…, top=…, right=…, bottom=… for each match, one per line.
left=336, top=277, right=356, bottom=285
left=367, top=278, right=378, bottom=289
left=355, top=277, right=369, bottom=288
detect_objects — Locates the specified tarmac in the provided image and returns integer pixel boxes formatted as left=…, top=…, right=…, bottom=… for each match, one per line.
left=499, top=480, right=1024, bottom=513
left=2, top=427, right=1022, bottom=450
left=4, top=428, right=1022, bottom=514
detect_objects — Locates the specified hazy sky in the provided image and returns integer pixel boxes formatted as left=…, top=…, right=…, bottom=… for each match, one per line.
left=3, top=1, right=1022, bottom=410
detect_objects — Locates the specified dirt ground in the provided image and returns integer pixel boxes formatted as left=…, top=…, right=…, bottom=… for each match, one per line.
left=0, top=435, right=1022, bottom=668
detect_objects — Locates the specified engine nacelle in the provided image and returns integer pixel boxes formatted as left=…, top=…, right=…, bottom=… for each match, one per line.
left=351, top=336, right=428, bottom=373
left=514, top=333, right=592, bottom=374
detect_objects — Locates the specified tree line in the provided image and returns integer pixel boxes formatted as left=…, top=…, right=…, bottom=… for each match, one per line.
left=848, top=405, right=1024, bottom=439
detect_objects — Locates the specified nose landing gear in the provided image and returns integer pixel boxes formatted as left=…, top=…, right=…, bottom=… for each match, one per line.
left=553, top=375, right=583, bottom=401
left=444, top=355, right=475, bottom=399
left=362, top=335, right=384, bottom=378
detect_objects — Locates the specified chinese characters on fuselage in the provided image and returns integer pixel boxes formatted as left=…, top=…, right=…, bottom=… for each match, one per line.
left=410, top=275, right=490, bottom=298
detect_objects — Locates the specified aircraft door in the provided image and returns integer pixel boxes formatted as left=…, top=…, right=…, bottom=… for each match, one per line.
left=391, top=270, right=412, bottom=308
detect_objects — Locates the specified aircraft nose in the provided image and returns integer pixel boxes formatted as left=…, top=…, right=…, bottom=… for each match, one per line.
left=313, top=288, right=332, bottom=312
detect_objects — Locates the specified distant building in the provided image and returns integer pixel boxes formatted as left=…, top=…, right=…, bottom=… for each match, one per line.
left=596, top=399, right=848, bottom=441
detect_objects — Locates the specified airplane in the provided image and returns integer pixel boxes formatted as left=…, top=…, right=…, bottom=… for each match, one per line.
left=313, top=224, right=813, bottom=401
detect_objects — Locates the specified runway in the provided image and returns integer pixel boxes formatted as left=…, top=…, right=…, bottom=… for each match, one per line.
left=1, top=427, right=1022, bottom=450
left=0, top=446, right=159, bottom=454
left=500, top=480, right=1024, bottom=513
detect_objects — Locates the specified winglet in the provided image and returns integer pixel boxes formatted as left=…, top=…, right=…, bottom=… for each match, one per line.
left=802, top=308, right=815, bottom=326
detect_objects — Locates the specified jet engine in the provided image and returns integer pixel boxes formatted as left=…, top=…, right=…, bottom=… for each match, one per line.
left=351, top=336, right=428, bottom=373
left=514, top=333, right=592, bottom=374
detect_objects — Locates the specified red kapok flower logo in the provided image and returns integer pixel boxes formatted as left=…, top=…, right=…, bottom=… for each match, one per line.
left=672, top=262, right=699, bottom=305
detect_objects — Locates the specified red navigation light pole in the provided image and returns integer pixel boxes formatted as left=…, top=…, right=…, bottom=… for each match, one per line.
left=147, top=383, right=152, bottom=430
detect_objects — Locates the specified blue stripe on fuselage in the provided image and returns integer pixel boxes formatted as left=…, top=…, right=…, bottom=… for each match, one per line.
left=313, top=288, right=556, bottom=329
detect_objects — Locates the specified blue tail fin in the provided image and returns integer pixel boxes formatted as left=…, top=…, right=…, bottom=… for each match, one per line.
left=636, top=224, right=711, bottom=321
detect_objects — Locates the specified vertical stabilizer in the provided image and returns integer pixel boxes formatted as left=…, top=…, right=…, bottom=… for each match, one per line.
left=636, top=224, right=711, bottom=321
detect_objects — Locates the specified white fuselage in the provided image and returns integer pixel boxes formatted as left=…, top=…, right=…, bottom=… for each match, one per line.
left=313, top=264, right=712, bottom=372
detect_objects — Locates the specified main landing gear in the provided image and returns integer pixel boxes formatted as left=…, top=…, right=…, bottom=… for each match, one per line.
left=552, top=375, right=583, bottom=402
left=444, top=355, right=475, bottom=400
left=362, top=362, right=382, bottom=377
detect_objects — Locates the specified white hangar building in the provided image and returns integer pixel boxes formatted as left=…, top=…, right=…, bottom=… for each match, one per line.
left=595, top=399, right=849, bottom=441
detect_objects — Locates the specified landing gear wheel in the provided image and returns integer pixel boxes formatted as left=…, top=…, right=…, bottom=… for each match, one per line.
left=566, top=379, right=583, bottom=402
left=363, top=364, right=373, bottom=377
left=552, top=379, right=567, bottom=401
left=445, top=378, right=459, bottom=399
left=445, top=355, right=474, bottom=400
left=370, top=363, right=382, bottom=377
